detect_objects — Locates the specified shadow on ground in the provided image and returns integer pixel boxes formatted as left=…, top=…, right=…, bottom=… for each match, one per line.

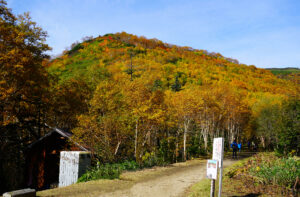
left=225, top=151, right=257, bottom=160
left=231, top=193, right=261, bottom=197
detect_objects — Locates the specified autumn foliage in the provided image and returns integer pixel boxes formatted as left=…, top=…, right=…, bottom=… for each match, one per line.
left=48, top=32, right=299, bottom=163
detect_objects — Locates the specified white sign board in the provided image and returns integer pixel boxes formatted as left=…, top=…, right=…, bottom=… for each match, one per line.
left=207, top=160, right=218, bottom=180
left=59, top=151, right=91, bottom=187
left=213, top=137, right=224, bottom=168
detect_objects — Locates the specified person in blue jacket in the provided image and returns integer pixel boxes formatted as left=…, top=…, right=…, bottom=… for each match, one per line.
left=231, top=140, right=238, bottom=159
left=238, top=142, right=242, bottom=152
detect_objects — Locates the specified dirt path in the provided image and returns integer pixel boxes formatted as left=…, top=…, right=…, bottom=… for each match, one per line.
left=99, top=159, right=237, bottom=197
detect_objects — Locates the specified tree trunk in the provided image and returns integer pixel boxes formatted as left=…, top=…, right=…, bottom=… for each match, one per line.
left=183, top=119, right=190, bottom=161
left=175, top=130, right=179, bottom=163
left=114, top=141, right=121, bottom=155
left=134, top=119, right=138, bottom=159
left=203, top=131, right=207, bottom=151
left=183, top=129, right=187, bottom=161
left=260, top=136, right=265, bottom=149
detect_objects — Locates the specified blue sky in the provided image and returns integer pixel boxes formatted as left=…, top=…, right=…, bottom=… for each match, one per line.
left=7, top=0, right=300, bottom=68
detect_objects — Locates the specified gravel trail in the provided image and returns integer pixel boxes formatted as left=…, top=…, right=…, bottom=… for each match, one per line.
left=99, top=159, right=237, bottom=197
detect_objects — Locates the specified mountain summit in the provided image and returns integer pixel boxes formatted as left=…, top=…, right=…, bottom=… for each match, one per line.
left=48, top=32, right=294, bottom=96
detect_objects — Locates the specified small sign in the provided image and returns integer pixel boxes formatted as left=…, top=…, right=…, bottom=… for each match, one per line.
left=207, top=160, right=218, bottom=180
left=213, top=137, right=224, bottom=168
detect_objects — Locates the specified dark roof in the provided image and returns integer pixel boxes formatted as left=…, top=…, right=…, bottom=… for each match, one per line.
left=27, top=124, right=88, bottom=151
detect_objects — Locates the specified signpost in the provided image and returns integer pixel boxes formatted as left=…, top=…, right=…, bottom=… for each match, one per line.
left=207, top=159, right=218, bottom=197
left=213, top=138, right=223, bottom=168
left=208, top=137, right=224, bottom=197
left=207, top=160, right=218, bottom=180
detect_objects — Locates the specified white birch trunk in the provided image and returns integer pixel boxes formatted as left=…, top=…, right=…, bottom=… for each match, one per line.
left=134, top=119, right=138, bottom=159
left=114, top=141, right=121, bottom=155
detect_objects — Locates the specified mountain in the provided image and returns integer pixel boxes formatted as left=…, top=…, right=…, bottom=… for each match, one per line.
left=47, top=32, right=295, bottom=95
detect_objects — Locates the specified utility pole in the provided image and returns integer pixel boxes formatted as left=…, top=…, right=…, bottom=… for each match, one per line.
left=218, top=138, right=224, bottom=197
left=209, top=138, right=224, bottom=197
left=130, top=53, right=133, bottom=81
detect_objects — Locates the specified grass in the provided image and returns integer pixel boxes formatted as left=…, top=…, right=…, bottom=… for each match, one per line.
left=188, top=178, right=211, bottom=197
left=248, top=154, right=299, bottom=188
left=37, top=179, right=132, bottom=197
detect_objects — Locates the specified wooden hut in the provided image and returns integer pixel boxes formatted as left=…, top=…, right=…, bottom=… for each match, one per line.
left=25, top=126, right=88, bottom=190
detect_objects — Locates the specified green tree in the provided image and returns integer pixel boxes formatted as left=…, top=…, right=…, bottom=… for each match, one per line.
left=277, top=99, right=300, bottom=155
left=171, top=76, right=181, bottom=92
left=254, top=98, right=300, bottom=155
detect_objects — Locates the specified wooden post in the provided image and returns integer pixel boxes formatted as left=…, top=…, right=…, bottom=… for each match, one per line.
left=210, top=179, right=215, bottom=197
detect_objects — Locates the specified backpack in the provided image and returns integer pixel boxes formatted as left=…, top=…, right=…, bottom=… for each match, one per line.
left=231, top=142, right=237, bottom=149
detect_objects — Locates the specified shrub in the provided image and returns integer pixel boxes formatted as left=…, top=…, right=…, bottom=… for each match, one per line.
left=249, top=154, right=300, bottom=188
left=141, top=151, right=168, bottom=167
left=77, top=160, right=139, bottom=182
left=68, top=43, right=84, bottom=55
left=78, top=151, right=171, bottom=183
left=141, top=152, right=157, bottom=167
left=121, top=160, right=139, bottom=171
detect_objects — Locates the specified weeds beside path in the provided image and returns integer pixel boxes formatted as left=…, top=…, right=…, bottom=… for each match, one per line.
left=188, top=152, right=299, bottom=197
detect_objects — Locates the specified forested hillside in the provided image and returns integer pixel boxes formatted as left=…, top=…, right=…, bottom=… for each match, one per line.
left=46, top=32, right=299, bottom=164
left=267, top=67, right=300, bottom=84
left=267, top=67, right=300, bottom=76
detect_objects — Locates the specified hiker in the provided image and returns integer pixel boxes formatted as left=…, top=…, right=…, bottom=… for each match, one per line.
left=231, top=140, right=238, bottom=159
left=238, top=142, right=242, bottom=152
left=252, top=141, right=256, bottom=152
left=253, top=142, right=257, bottom=152
left=247, top=141, right=251, bottom=150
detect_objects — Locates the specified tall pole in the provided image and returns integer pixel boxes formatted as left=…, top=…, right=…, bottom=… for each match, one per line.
left=218, top=138, right=224, bottom=197
left=130, top=54, right=133, bottom=81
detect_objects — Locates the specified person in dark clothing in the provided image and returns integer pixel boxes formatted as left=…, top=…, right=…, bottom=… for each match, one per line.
left=253, top=142, right=257, bottom=152
left=231, top=140, right=238, bottom=159
left=247, top=141, right=251, bottom=150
